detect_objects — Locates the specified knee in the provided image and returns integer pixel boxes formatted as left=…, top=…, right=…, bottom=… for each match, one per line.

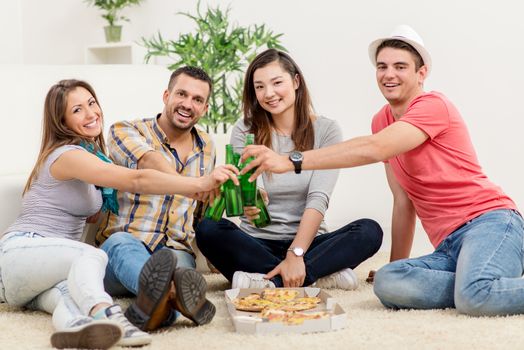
left=82, top=245, right=108, bottom=265
left=373, top=264, right=400, bottom=307
left=373, top=262, right=418, bottom=309
left=195, top=218, right=223, bottom=248
left=454, top=281, right=498, bottom=316
left=100, top=232, right=138, bottom=252
left=355, top=218, right=384, bottom=255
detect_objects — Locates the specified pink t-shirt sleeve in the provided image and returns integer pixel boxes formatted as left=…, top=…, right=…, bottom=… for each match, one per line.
left=371, top=93, right=450, bottom=140
left=399, top=94, right=450, bottom=140
left=371, top=105, right=388, bottom=135
left=371, top=105, right=391, bottom=163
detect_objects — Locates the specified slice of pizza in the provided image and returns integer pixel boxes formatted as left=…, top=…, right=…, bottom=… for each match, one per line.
left=285, top=311, right=330, bottom=325
left=280, top=296, right=322, bottom=312
left=260, top=308, right=288, bottom=322
left=233, top=293, right=279, bottom=312
left=262, top=289, right=300, bottom=303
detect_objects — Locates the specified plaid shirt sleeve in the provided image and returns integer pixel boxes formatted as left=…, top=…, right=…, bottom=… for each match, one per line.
left=107, top=120, right=154, bottom=168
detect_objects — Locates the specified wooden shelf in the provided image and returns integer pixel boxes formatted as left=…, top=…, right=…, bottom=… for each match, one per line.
left=85, top=42, right=147, bottom=64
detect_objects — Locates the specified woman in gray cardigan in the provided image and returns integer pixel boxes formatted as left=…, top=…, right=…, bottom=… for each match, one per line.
left=196, top=49, right=383, bottom=290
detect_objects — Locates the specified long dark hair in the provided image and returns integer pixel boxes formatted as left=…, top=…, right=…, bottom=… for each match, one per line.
left=242, top=49, right=314, bottom=151
left=24, top=79, right=106, bottom=194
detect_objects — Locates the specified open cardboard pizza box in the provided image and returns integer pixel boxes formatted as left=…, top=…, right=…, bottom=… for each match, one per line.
left=225, top=287, right=347, bottom=334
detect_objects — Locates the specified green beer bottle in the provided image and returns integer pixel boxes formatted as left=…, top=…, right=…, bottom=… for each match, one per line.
left=224, top=144, right=244, bottom=217
left=240, top=133, right=257, bottom=206
left=253, top=189, right=271, bottom=228
left=204, top=186, right=226, bottom=221
left=233, top=151, right=241, bottom=168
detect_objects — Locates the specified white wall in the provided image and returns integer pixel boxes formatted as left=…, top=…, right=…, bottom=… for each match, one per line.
left=0, top=1, right=22, bottom=63
left=4, top=0, right=524, bottom=255
left=0, top=64, right=169, bottom=175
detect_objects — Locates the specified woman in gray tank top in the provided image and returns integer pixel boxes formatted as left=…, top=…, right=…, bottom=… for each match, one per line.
left=196, top=49, right=383, bottom=291
left=0, top=79, right=238, bottom=349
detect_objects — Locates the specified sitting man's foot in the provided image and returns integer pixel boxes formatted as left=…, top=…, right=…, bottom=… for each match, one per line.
left=50, top=317, right=122, bottom=349
left=169, top=267, right=216, bottom=326
left=314, top=268, right=358, bottom=290
left=125, top=249, right=178, bottom=331
left=232, top=271, right=276, bottom=289
left=103, top=305, right=152, bottom=347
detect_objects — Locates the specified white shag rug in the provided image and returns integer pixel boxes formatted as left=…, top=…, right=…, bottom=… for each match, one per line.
left=1, top=252, right=524, bottom=350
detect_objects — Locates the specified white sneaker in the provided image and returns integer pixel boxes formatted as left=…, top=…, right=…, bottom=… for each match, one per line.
left=315, top=268, right=359, bottom=290
left=232, top=271, right=276, bottom=289
left=101, top=304, right=152, bottom=347
left=51, top=317, right=122, bottom=349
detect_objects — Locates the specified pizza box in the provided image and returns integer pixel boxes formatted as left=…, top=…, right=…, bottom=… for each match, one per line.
left=224, top=287, right=347, bottom=334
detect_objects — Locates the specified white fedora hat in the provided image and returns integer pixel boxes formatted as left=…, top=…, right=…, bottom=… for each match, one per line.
left=368, top=24, right=432, bottom=76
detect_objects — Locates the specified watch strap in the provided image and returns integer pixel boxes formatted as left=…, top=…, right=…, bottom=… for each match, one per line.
left=287, top=246, right=304, bottom=257
left=289, top=152, right=303, bottom=174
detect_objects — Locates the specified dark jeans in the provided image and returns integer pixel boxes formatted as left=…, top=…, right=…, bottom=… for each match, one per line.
left=195, top=218, right=383, bottom=287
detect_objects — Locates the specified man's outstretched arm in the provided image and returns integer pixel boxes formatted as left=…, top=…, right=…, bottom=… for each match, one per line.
left=241, top=121, right=428, bottom=180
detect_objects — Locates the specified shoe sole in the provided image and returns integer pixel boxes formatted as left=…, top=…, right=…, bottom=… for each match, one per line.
left=172, top=268, right=216, bottom=325
left=50, top=322, right=122, bottom=349
left=125, top=249, right=177, bottom=331
left=117, top=333, right=152, bottom=347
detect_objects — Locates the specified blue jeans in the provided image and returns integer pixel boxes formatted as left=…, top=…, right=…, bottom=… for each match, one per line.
left=100, top=232, right=196, bottom=297
left=196, top=218, right=383, bottom=287
left=374, top=209, right=524, bottom=316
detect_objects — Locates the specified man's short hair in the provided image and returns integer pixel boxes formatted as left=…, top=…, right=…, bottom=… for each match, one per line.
left=168, top=66, right=213, bottom=101
left=376, top=39, right=425, bottom=71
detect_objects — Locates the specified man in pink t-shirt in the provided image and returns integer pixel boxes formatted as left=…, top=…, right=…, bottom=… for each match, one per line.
left=241, top=25, right=524, bottom=316
left=371, top=91, right=516, bottom=249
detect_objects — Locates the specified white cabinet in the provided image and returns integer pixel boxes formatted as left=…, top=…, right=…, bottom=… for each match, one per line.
left=84, top=43, right=147, bottom=64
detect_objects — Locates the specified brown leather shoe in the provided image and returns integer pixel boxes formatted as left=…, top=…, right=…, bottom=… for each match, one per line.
left=170, top=267, right=216, bottom=325
left=124, top=249, right=177, bottom=331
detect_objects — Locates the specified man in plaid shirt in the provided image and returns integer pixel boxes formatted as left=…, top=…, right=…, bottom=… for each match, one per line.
left=97, top=66, right=218, bottom=331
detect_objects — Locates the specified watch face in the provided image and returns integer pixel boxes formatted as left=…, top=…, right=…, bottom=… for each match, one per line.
left=290, top=151, right=303, bottom=161
left=293, top=247, right=304, bottom=256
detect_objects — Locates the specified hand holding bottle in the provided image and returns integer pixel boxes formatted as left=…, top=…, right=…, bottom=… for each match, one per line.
left=224, top=144, right=244, bottom=217
left=240, top=145, right=293, bottom=181
left=244, top=188, right=269, bottom=224
left=200, top=164, right=239, bottom=203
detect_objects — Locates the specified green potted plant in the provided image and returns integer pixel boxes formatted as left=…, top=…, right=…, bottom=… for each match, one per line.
left=85, top=0, right=144, bottom=43
left=141, top=1, right=287, bottom=134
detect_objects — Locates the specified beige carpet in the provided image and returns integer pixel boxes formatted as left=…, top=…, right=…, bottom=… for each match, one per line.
left=2, top=252, right=524, bottom=350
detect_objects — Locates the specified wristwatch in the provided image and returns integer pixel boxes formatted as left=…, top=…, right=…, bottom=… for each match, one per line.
left=289, top=151, right=303, bottom=174
left=287, top=246, right=305, bottom=257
